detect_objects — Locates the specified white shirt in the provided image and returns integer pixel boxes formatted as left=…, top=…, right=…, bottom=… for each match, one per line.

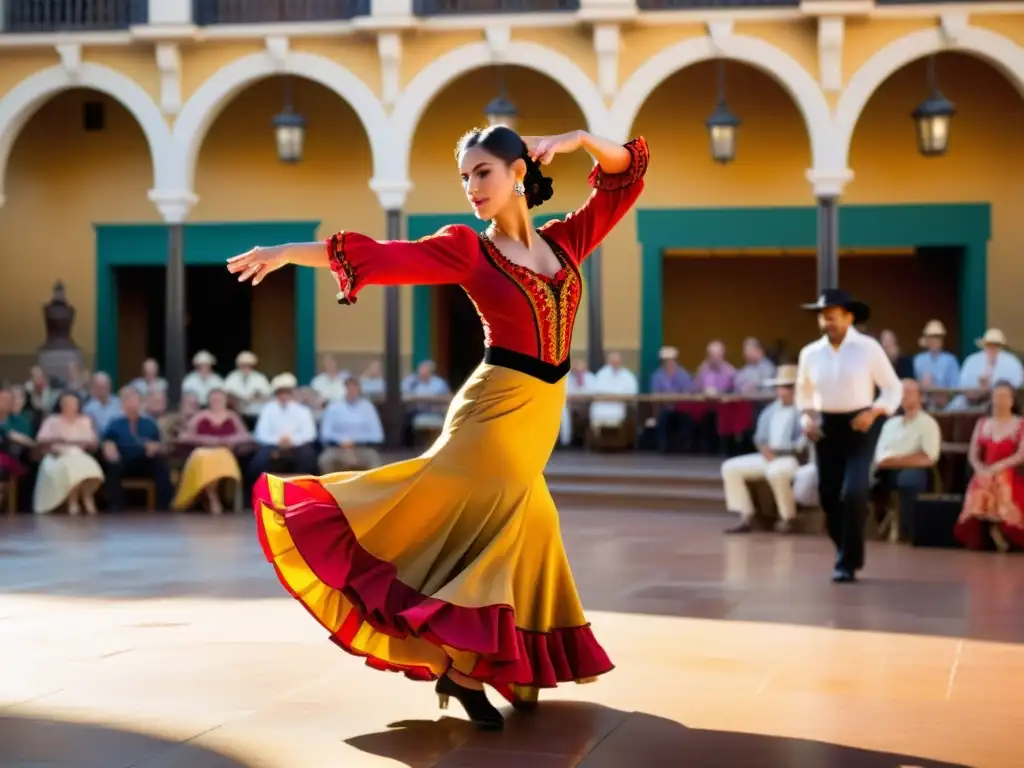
left=182, top=372, right=225, bottom=406
left=768, top=405, right=800, bottom=450
left=796, top=328, right=902, bottom=415
left=320, top=397, right=384, bottom=446
left=310, top=371, right=351, bottom=403
left=254, top=399, right=317, bottom=446
left=589, top=365, right=638, bottom=426
left=874, top=410, right=942, bottom=465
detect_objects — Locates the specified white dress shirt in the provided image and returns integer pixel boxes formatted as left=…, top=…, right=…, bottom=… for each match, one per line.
left=182, top=372, right=225, bottom=406
left=320, top=397, right=384, bottom=445
left=254, top=399, right=317, bottom=446
left=310, top=371, right=351, bottom=403
left=796, top=328, right=903, bottom=415
left=874, top=411, right=942, bottom=465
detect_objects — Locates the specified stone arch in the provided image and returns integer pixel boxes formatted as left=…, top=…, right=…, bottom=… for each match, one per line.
left=0, top=62, right=172, bottom=204
left=172, top=51, right=394, bottom=194
left=835, top=25, right=1024, bottom=170
left=611, top=34, right=837, bottom=172
left=391, top=41, right=610, bottom=180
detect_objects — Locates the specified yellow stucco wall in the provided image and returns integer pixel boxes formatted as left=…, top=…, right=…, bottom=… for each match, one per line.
left=0, top=16, right=1022, bottom=383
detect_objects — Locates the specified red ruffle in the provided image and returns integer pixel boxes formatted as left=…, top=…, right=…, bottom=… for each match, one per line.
left=325, top=231, right=359, bottom=305
left=587, top=136, right=649, bottom=192
left=253, top=474, right=613, bottom=696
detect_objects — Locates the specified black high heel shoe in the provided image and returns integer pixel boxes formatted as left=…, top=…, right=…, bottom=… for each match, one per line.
left=436, top=675, right=504, bottom=731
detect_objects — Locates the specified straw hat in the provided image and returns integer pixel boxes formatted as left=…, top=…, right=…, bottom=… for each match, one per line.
left=801, top=288, right=870, bottom=325
left=192, top=350, right=215, bottom=366
left=270, top=373, right=298, bottom=392
left=976, top=328, right=1009, bottom=349
left=918, top=320, right=947, bottom=347
left=764, top=364, right=798, bottom=387
left=236, top=350, right=258, bottom=367
left=658, top=346, right=679, bottom=361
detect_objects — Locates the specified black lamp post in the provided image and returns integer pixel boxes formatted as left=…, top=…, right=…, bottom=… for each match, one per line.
left=705, top=59, right=740, bottom=164
left=485, top=69, right=518, bottom=129
left=273, top=78, right=306, bottom=163
left=912, top=55, right=956, bottom=158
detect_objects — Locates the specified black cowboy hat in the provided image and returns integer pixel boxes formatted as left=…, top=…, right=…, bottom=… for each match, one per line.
left=801, top=288, right=870, bottom=324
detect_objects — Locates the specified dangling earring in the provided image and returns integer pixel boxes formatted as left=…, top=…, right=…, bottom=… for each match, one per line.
left=513, top=180, right=525, bottom=197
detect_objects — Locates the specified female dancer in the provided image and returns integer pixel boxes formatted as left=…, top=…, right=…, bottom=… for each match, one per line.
left=228, top=127, right=648, bottom=730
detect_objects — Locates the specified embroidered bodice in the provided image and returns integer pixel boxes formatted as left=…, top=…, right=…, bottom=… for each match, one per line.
left=327, top=137, right=649, bottom=377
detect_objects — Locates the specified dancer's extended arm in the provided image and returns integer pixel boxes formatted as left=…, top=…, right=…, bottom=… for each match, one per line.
left=227, top=224, right=477, bottom=304
left=531, top=133, right=649, bottom=265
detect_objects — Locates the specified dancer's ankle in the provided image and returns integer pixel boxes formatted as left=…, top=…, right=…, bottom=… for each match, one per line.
left=446, top=668, right=484, bottom=691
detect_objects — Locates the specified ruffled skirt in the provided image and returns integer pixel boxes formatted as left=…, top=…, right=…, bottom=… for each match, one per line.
left=254, top=360, right=612, bottom=702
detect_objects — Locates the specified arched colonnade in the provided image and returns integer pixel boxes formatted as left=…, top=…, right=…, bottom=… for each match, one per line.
left=0, top=22, right=1023, bottom=220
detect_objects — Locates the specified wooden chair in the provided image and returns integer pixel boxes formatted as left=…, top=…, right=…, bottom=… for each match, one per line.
left=0, top=478, right=18, bottom=516
left=121, top=478, right=156, bottom=511
left=871, top=465, right=944, bottom=543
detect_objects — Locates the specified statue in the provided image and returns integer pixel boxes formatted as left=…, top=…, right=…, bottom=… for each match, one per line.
left=38, top=281, right=83, bottom=380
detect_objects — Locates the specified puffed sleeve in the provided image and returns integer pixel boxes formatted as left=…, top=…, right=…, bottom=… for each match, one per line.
left=327, top=223, right=477, bottom=305
left=540, top=136, right=649, bottom=265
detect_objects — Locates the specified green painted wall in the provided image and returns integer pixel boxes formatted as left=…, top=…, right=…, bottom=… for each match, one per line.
left=636, top=203, right=990, bottom=387
left=94, top=221, right=319, bottom=384
left=406, top=213, right=566, bottom=365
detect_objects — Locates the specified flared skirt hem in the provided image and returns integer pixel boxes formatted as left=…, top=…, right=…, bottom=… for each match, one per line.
left=253, top=473, right=613, bottom=701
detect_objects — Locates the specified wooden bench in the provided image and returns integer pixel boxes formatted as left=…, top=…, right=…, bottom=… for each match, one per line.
left=0, top=478, right=18, bottom=516
left=121, top=479, right=156, bottom=511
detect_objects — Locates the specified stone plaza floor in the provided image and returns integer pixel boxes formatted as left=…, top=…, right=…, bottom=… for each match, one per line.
left=1, top=509, right=1021, bottom=767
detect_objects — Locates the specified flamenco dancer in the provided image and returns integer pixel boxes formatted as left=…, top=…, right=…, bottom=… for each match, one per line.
left=227, top=126, right=648, bottom=730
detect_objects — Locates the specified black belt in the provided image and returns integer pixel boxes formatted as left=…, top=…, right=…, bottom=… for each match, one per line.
left=483, top=346, right=570, bottom=384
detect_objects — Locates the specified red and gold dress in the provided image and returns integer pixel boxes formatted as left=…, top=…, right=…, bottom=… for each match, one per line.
left=253, top=137, right=648, bottom=705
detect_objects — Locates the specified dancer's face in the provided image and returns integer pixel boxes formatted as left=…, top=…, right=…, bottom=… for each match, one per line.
left=459, top=146, right=525, bottom=221
left=818, top=307, right=852, bottom=341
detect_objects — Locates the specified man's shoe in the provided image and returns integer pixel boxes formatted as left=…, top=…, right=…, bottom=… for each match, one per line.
left=832, top=568, right=856, bottom=583
left=774, top=520, right=796, bottom=534
left=725, top=520, right=754, bottom=534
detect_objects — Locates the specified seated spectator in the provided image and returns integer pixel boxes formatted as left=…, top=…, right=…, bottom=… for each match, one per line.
left=734, top=337, right=776, bottom=395
left=34, top=391, right=103, bottom=516
left=650, top=346, right=693, bottom=453
left=401, top=360, right=450, bottom=444
left=224, top=351, right=271, bottom=417
left=319, top=377, right=384, bottom=473
left=24, top=365, right=56, bottom=416
left=0, top=387, right=33, bottom=484
left=173, top=388, right=250, bottom=514
left=83, top=372, right=122, bottom=436
left=101, top=387, right=174, bottom=511
left=159, top=392, right=200, bottom=444
left=310, top=354, right=350, bottom=405
left=60, top=361, right=90, bottom=401
left=722, top=366, right=816, bottom=534
left=182, top=350, right=224, bottom=407
left=913, top=320, right=959, bottom=409
left=694, top=340, right=736, bottom=395
left=129, top=358, right=168, bottom=399
left=948, top=329, right=1023, bottom=411
left=360, top=360, right=385, bottom=398
left=561, top=357, right=596, bottom=447
left=871, top=379, right=941, bottom=538
left=955, top=381, right=1024, bottom=552
left=880, top=329, right=915, bottom=380
left=589, top=352, right=638, bottom=433
left=249, top=373, right=318, bottom=481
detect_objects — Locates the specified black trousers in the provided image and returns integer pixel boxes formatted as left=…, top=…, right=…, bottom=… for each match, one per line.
left=816, top=411, right=884, bottom=573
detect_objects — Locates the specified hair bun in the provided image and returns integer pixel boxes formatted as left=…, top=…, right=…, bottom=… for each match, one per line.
left=526, top=173, right=554, bottom=210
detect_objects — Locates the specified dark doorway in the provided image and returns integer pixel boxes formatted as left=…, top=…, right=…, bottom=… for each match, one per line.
left=115, top=265, right=265, bottom=383
left=433, top=285, right=484, bottom=391
left=186, top=265, right=252, bottom=376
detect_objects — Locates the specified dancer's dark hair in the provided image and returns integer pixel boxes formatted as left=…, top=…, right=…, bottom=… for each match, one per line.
left=456, top=125, right=554, bottom=210
left=989, top=380, right=1022, bottom=416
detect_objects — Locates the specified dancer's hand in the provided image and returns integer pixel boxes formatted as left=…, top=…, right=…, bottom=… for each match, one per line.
left=523, top=131, right=584, bottom=166
left=227, top=244, right=289, bottom=285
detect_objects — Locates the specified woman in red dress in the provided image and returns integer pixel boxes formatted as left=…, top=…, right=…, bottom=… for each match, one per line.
left=228, top=127, right=647, bottom=730
left=955, top=381, right=1024, bottom=551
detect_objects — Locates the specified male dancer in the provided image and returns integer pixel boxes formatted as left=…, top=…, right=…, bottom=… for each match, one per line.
left=796, top=289, right=902, bottom=583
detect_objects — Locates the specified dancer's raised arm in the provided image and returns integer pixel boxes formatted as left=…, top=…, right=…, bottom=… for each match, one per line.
left=525, top=132, right=649, bottom=265
left=228, top=223, right=477, bottom=304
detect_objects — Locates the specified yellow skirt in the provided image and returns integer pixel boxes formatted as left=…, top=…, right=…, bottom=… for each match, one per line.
left=173, top=447, right=241, bottom=509
left=255, top=360, right=613, bottom=703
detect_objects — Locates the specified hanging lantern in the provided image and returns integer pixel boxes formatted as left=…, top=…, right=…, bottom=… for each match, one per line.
left=485, top=93, right=518, bottom=130
left=273, top=79, right=306, bottom=164
left=706, top=59, right=741, bottom=164
left=912, top=57, right=955, bottom=157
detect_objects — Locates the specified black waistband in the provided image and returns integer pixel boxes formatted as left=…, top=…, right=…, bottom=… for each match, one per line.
left=483, top=346, right=570, bottom=384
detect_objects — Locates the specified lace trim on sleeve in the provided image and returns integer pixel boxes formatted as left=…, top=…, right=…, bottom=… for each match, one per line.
left=587, top=137, right=649, bottom=192
left=327, top=231, right=358, bottom=305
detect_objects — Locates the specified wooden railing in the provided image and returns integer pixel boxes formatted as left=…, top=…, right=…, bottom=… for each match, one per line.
left=193, top=0, right=369, bottom=24
left=413, top=0, right=579, bottom=16
left=4, top=0, right=144, bottom=32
